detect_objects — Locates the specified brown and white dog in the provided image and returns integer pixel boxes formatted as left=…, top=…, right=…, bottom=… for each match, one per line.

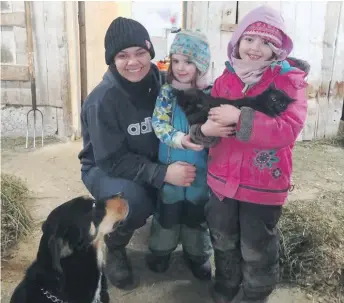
left=10, top=194, right=129, bottom=303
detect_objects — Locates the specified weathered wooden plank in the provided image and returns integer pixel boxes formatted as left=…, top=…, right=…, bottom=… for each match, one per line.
left=279, top=1, right=304, bottom=140
left=1, top=80, right=32, bottom=106
left=1, top=1, right=12, bottom=13
left=11, top=1, right=25, bottom=12
left=13, top=26, right=28, bottom=65
left=59, top=1, right=72, bottom=136
left=302, top=98, right=319, bottom=141
left=307, top=2, right=327, bottom=85
left=1, top=64, right=29, bottom=81
left=31, top=1, right=48, bottom=107
left=314, top=2, right=342, bottom=139
left=237, top=2, right=262, bottom=23
left=185, top=1, right=193, bottom=29
left=315, top=98, right=330, bottom=140
left=301, top=2, right=327, bottom=140
left=78, top=1, right=87, bottom=102
left=43, top=1, right=65, bottom=108
left=65, top=0, right=82, bottom=138
left=220, top=23, right=238, bottom=32
left=0, top=12, right=25, bottom=27
left=218, top=2, right=237, bottom=79
left=29, top=1, right=68, bottom=109
left=1, top=26, right=16, bottom=64
left=280, top=1, right=296, bottom=41
left=293, top=2, right=313, bottom=141
left=188, top=1, right=209, bottom=32
left=1, top=79, right=30, bottom=89
left=83, top=1, right=123, bottom=93
left=326, top=1, right=344, bottom=137
left=291, top=2, right=311, bottom=66
left=207, top=1, right=225, bottom=80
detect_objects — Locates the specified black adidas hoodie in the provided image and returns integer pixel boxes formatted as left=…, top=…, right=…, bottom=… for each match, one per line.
left=78, top=64, right=167, bottom=189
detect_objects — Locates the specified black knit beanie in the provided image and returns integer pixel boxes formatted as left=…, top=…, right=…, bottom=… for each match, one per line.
left=104, top=17, right=155, bottom=65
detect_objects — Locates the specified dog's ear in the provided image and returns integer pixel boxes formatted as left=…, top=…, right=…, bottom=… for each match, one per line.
left=48, top=235, right=63, bottom=273
left=38, top=220, right=63, bottom=273
left=65, top=224, right=84, bottom=249
left=41, top=220, right=47, bottom=232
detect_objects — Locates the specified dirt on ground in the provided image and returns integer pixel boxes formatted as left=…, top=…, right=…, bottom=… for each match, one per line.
left=1, top=136, right=343, bottom=303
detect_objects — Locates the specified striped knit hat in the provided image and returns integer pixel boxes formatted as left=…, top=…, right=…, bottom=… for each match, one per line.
left=242, top=21, right=283, bottom=48
left=169, top=30, right=211, bottom=74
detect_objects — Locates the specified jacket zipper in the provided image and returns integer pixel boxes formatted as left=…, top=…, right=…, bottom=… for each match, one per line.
left=239, top=184, right=289, bottom=193
left=208, top=172, right=289, bottom=193
left=207, top=172, right=226, bottom=183
left=167, top=99, right=176, bottom=165
left=167, top=97, right=188, bottom=196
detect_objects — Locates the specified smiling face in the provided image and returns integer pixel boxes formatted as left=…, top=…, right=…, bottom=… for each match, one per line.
left=238, top=35, right=274, bottom=62
left=171, top=53, right=197, bottom=84
left=114, top=46, right=151, bottom=82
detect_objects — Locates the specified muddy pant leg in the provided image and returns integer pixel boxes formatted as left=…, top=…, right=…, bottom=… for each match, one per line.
left=205, top=193, right=242, bottom=301
left=239, top=202, right=282, bottom=302
left=181, top=200, right=212, bottom=262
left=148, top=217, right=180, bottom=256
left=148, top=184, right=184, bottom=255
left=183, top=168, right=213, bottom=262
left=180, top=222, right=212, bottom=262
left=82, top=166, right=155, bottom=250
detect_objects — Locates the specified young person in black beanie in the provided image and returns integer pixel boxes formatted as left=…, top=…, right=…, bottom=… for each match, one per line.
left=78, top=17, right=197, bottom=290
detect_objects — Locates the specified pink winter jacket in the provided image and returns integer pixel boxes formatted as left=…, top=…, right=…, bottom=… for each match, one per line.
left=207, top=60, right=308, bottom=205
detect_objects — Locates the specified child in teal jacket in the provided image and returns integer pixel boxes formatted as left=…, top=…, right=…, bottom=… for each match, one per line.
left=147, top=30, right=213, bottom=280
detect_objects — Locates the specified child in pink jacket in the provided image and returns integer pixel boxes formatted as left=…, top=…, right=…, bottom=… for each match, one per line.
left=190, top=5, right=309, bottom=303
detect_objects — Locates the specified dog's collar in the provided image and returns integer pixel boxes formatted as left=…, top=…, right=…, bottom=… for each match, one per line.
left=41, top=288, right=68, bottom=303
left=41, top=288, right=104, bottom=303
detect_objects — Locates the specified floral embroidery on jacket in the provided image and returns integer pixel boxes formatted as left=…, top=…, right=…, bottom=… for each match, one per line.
left=253, top=149, right=280, bottom=170
left=272, top=168, right=282, bottom=179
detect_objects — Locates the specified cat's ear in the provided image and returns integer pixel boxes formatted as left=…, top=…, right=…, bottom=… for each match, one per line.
left=269, top=83, right=276, bottom=90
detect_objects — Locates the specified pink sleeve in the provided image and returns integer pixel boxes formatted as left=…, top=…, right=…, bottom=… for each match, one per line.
left=211, top=77, right=221, bottom=98
left=236, top=73, right=308, bottom=149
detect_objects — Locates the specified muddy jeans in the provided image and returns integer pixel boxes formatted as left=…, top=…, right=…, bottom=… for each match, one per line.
left=205, top=191, right=282, bottom=302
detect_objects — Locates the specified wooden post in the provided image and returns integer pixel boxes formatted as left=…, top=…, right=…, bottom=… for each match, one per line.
left=24, top=1, right=37, bottom=109
left=78, top=1, right=87, bottom=104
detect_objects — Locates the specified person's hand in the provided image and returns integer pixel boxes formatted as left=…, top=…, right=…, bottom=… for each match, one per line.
left=201, top=119, right=236, bottom=137
left=181, top=134, right=204, bottom=151
left=209, top=104, right=241, bottom=126
left=164, top=161, right=196, bottom=187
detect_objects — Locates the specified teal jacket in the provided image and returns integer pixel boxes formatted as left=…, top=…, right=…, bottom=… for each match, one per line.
left=152, top=84, right=210, bottom=203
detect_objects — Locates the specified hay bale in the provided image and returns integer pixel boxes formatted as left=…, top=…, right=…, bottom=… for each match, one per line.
left=279, top=192, right=344, bottom=301
left=1, top=173, right=33, bottom=258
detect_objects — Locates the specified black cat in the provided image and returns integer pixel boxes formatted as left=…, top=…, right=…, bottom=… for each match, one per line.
left=174, top=86, right=295, bottom=126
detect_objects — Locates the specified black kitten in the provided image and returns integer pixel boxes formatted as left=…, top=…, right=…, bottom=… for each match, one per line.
left=174, top=86, right=295, bottom=126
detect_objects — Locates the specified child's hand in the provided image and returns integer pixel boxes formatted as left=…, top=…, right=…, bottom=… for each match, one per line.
left=201, top=119, right=236, bottom=137
left=181, top=134, right=204, bottom=151
left=209, top=104, right=241, bottom=126
left=164, top=161, right=196, bottom=187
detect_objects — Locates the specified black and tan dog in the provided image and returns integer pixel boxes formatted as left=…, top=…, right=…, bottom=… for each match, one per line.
left=10, top=194, right=129, bottom=303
